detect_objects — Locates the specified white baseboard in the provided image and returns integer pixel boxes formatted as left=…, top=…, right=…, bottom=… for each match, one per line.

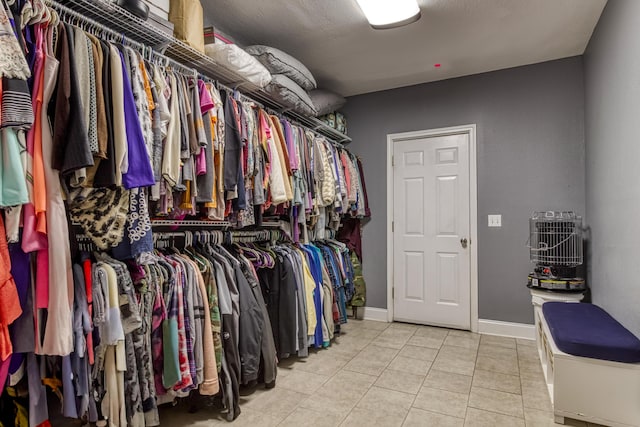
left=478, top=319, right=535, bottom=340
left=363, top=307, right=390, bottom=322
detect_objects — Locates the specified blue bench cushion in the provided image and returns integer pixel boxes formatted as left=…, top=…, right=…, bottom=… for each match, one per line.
left=542, top=302, right=640, bottom=363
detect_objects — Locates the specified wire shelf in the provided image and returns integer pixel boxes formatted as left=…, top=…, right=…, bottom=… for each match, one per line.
left=59, top=0, right=172, bottom=48
left=55, top=0, right=351, bottom=144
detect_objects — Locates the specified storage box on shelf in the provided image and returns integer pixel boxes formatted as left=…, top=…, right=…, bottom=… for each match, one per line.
left=53, top=0, right=351, bottom=144
left=535, top=304, right=640, bottom=427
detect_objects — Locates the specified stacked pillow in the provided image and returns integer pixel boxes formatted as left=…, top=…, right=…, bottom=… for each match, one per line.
left=246, top=45, right=317, bottom=90
left=308, top=89, right=346, bottom=117
left=204, top=43, right=273, bottom=89
left=263, top=74, right=317, bottom=116
left=214, top=44, right=347, bottom=120
left=246, top=45, right=319, bottom=116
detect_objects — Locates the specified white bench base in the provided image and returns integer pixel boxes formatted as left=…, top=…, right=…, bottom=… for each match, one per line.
left=535, top=305, right=640, bottom=427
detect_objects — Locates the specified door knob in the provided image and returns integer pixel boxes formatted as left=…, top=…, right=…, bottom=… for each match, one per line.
left=460, top=238, right=468, bottom=249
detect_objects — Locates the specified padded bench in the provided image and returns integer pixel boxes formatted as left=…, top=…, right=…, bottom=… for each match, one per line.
left=536, top=302, right=640, bottom=427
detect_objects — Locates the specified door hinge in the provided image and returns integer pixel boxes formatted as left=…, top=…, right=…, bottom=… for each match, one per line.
left=392, top=288, right=395, bottom=300
left=391, top=155, right=395, bottom=167
left=392, top=221, right=394, bottom=232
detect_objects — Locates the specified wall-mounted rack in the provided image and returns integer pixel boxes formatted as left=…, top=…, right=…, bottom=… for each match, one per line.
left=150, top=219, right=231, bottom=228
left=150, top=219, right=293, bottom=241
left=54, top=0, right=352, bottom=144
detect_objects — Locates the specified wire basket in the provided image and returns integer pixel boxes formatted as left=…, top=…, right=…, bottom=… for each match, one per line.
left=528, top=211, right=583, bottom=267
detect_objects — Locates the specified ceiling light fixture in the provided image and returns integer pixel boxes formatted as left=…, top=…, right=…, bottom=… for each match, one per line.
left=356, top=0, right=421, bottom=30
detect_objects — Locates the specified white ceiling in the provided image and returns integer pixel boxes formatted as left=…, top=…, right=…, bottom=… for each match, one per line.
left=203, top=0, right=607, bottom=96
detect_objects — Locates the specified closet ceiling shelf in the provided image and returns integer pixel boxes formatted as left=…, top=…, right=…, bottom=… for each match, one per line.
left=52, top=0, right=352, bottom=145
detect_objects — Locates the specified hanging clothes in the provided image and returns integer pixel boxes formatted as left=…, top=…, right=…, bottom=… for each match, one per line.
left=0, top=3, right=373, bottom=425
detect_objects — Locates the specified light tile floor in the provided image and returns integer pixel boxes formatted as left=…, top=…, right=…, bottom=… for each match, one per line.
left=159, top=320, right=604, bottom=426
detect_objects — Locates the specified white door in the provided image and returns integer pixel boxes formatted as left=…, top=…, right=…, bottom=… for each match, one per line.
left=392, top=131, right=471, bottom=329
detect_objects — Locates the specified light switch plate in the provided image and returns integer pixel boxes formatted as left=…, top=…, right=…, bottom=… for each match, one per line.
left=488, top=214, right=502, bottom=227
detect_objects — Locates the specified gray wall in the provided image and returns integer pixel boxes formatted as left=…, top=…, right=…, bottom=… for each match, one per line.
left=584, top=1, right=640, bottom=337
left=343, top=57, right=585, bottom=324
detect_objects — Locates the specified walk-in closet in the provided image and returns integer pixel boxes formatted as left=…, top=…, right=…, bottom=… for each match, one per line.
left=3, top=0, right=640, bottom=426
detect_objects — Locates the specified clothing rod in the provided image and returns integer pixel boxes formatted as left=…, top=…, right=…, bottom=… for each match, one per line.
left=218, top=83, right=265, bottom=108
left=196, top=75, right=256, bottom=106
left=76, top=230, right=284, bottom=246
left=47, top=0, right=347, bottom=149
left=260, top=107, right=344, bottom=148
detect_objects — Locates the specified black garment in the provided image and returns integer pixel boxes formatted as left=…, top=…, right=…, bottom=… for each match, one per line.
left=222, top=91, right=242, bottom=192
left=94, top=40, right=116, bottom=187
left=50, top=24, right=94, bottom=176
left=356, top=156, right=371, bottom=218
left=235, top=252, right=277, bottom=386
left=253, top=205, right=263, bottom=227
left=233, top=260, right=263, bottom=385
left=231, top=104, right=246, bottom=210
left=258, top=253, right=297, bottom=358
left=247, top=266, right=277, bottom=386
left=221, top=313, right=240, bottom=421
left=1, top=78, right=34, bottom=129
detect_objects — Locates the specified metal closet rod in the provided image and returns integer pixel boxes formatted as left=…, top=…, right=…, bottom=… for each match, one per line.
left=47, top=0, right=347, bottom=149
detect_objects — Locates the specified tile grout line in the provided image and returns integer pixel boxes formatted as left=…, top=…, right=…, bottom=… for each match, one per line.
left=466, top=335, right=527, bottom=422
left=461, top=335, right=480, bottom=423
left=401, top=328, right=445, bottom=426
left=336, top=323, right=388, bottom=426
left=465, top=405, right=527, bottom=422
left=514, top=337, right=526, bottom=420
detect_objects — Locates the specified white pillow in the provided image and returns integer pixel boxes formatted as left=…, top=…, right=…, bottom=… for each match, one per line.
left=245, top=45, right=317, bottom=91
left=205, top=43, right=272, bottom=88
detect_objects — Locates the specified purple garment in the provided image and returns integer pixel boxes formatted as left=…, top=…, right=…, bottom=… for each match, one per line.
left=8, top=353, right=23, bottom=383
left=0, top=355, right=11, bottom=396
left=120, top=52, right=155, bottom=189
left=62, top=355, right=78, bottom=418
left=281, top=120, right=298, bottom=170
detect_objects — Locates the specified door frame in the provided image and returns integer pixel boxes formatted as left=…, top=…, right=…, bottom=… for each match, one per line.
left=386, top=124, right=478, bottom=332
